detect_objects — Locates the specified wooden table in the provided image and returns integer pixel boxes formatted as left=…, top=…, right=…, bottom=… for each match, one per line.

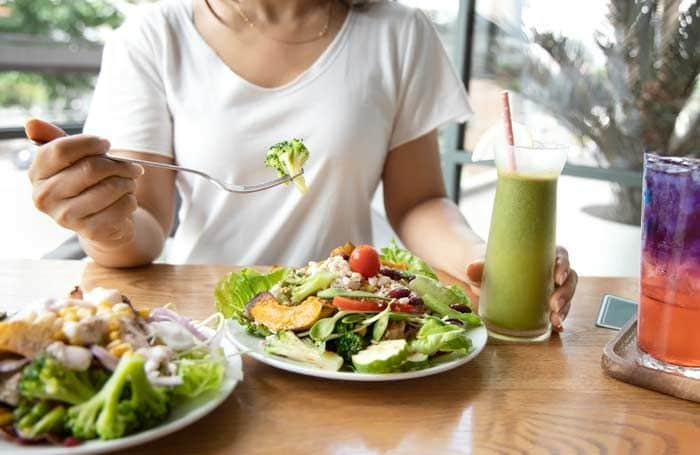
left=1, top=260, right=698, bottom=454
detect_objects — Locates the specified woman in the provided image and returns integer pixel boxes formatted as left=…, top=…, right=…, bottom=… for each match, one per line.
left=25, top=0, right=577, bottom=330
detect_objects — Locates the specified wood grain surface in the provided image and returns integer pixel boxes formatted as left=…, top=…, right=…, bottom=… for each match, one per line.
left=1, top=260, right=698, bottom=454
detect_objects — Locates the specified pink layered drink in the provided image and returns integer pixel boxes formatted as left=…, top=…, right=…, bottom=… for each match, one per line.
left=638, top=154, right=700, bottom=367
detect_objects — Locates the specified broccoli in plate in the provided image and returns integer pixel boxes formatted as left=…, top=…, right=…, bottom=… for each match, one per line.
left=264, top=138, right=309, bottom=194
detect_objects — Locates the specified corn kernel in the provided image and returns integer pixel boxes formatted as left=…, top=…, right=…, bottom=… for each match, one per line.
left=112, top=303, right=130, bottom=313
left=137, top=308, right=150, bottom=318
left=107, top=339, right=121, bottom=349
left=108, top=330, right=120, bottom=341
left=110, top=342, right=132, bottom=357
left=115, top=310, right=132, bottom=320
left=96, top=301, right=111, bottom=314
left=76, top=307, right=94, bottom=320
left=107, top=317, right=121, bottom=331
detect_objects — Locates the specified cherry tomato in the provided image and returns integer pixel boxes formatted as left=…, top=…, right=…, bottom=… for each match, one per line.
left=332, top=296, right=386, bottom=312
left=349, top=244, right=381, bottom=278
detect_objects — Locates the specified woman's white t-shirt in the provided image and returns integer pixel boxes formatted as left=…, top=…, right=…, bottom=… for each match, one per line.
left=84, top=0, right=472, bottom=266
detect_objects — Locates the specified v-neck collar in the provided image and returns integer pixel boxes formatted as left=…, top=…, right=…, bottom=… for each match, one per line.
left=180, top=0, right=355, bottom=94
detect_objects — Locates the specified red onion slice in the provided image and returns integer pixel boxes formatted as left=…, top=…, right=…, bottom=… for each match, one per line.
left=0, top=358, right=29, bottom=373
left=90, top=345, right=118, bottom=371
left=148, top=307, right=207, bottom=342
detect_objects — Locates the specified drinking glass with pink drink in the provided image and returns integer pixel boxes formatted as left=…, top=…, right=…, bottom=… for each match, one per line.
left=638, top=154, right=700, bottom=377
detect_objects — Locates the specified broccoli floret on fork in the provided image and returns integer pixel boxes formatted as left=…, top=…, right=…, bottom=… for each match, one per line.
left=264, top=138, right=309, bottom=194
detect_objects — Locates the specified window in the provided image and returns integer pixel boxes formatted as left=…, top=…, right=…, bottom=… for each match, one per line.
left=453, top=0, right=698, bottom=276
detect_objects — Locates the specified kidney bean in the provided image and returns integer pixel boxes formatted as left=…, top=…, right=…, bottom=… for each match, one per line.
left=379, top=268, right=415, bottom=282
left=408, top=296, right=424, bottom=306
left=449, top=303, right=471, bottom=313
left=387, top=288, right=411, bottom=299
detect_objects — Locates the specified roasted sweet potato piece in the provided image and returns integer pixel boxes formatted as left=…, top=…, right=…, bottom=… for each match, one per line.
left=0, top=319, right=55, bottom=359
left=329, top=242, right=355, bottom=258
left=247, top=293, right=334, bottom=332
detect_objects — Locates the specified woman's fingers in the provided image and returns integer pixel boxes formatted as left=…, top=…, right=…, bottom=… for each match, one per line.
left=29, top=134, right=111, bottom=182
left=465, top=261, right=484, bottom=297
left=549, top=269, right=578, bottom=331
left=551, top=300, right=571, bottom=332
left=36, top=156, right=143, bottom=203
left=24, top=118, right=66, bottom=144
left=466, top=261, right=484, bottom=285
left=50, top=176, right=137, bottom=225
left=554, top=246, right=570, bottom=286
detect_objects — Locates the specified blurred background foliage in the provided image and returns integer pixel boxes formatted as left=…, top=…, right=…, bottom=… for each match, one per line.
left=489, top=0, right=699, bottom=223
left=0, top=0, right=127, bottom=109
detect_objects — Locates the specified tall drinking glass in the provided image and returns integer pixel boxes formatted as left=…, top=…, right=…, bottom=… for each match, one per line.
left=479, top=144, right=568, bottom=342
left=638, top=154, right=700, bottom=378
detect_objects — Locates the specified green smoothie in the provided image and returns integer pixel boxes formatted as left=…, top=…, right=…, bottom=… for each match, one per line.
left=480, top=171, right=557, bottom=338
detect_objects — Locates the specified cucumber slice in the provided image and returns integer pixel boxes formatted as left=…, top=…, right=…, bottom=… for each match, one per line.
left=402, top=352, right=430, bottom=371
left=352, top=339, right=408, bottom=373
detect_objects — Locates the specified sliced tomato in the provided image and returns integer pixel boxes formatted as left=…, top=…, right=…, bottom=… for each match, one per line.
left=349, top=245, right=381, bottom=278
left=390, top=303, right=427, bottom=314
left=332, top=296, right=386, bottom=312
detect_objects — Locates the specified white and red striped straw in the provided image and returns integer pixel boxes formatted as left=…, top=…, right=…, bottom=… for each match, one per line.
left=501, top=91, right=517, bottom=171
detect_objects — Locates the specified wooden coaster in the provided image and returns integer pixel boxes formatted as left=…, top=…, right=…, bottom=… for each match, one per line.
left=601, top=317, right=700, bottom=402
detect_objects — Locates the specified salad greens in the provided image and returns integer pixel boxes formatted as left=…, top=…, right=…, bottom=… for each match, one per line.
left=14, top=401, right=66, bottom=440
left=409, top=276, right=481, bottom=327
left=309, top=311, right=349, bottom=342
left=328, top=323, right=366, bottom=362
left=264, top=331, right=343, bottom=371
left=379, top=239, right=438, bottom=280
left=222, top=242, right=482, bottom=374
left=215, top=267, right=289, bottom=335
left=316, top=288, right=391, bottom=301
left=290, top=271, right=336, bottom=304
left=0, top=287, right=229, bottom=446
left=173, top=349, right=226, bottom=399
left=410, top=318, right=472, bottom=356
left=20, top=354, right=105, bottom=405
left=264, top=138, right=309, bottom=194
left=67, top=353, right=169, bottom=440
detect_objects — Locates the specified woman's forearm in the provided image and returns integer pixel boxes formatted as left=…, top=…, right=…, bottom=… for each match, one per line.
left=79, top=207, right=167, bottom=268
left=396, top=197, right=485, bottom=280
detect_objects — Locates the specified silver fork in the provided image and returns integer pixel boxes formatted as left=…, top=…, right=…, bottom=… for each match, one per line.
left=31, top=140, right=303, bottom=193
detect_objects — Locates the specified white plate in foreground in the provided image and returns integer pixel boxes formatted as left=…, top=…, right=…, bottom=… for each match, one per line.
left=0, top=329, right=242, bottom=455
left=227, top=321, right=487, bottom=381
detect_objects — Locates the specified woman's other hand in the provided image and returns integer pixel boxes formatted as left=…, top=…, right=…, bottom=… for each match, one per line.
left=466, top=246, right=578, bottom=332
left=25, top=118, right=144, bottom=246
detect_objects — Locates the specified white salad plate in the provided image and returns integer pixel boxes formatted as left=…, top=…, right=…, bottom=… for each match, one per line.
left=0, top=329, right=242, bottom=455
left=227, top=321, right=488, bottom=382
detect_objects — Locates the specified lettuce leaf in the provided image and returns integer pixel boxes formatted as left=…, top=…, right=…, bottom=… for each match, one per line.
left=214, top=267, right=289, bottom=334
left=410, top=318, right=472, bottom=356
left=379, top=239, right=438, bottom=279
left=409, top=276, right=481, bottom=327
left=174, top=349, right=226, bottom=398
left=448, top=284, right=474, bottom=311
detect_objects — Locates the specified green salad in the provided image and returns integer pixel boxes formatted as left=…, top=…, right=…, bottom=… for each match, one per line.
left=216, top=241, right=481, bottom=373
left=0, top=287, right=227, bottom=446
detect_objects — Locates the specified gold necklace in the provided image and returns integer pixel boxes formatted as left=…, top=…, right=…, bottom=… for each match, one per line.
left=232, top=0, right=333, bottom=45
